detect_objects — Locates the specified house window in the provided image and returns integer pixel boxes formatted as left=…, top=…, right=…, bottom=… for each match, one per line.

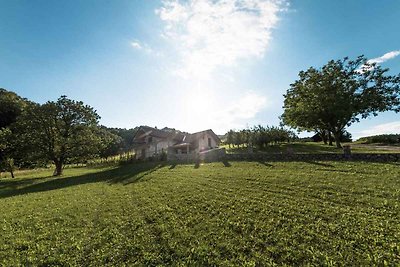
left=148, top=137, right=152, bottom=143
left=208, top=138, right=211, bottom=148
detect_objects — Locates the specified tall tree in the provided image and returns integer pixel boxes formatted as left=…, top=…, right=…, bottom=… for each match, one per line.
left=15, top=96, right=103, bottom=176
left=282, top=56, right=400, bottom=148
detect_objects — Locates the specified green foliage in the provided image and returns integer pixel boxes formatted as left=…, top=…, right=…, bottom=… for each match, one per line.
left=0, top=128, right=16, bottom=177
left=357, top=134, right=400, bottom=144
left=0, top=161, right=399, bottom=265
left=0, top=89, right=30, bottom=176
left=226, top=130, right=235, bottom=148
left=0, top=89, right=136, bottom=169
left=106, top=127, right=138, bottom=153
left=0, top=88, right=28, bottom=129
left=339, top=130, right=352, bottom=142
left=14, top=96, right=103, bottom=175
left=282, top=56, right=400, bottom=148
left=97, top=127, right=124, bottom=159
left=95, top=127, right=139, bottom=160
left=0, top=128, right=12, bottom=153
left=225, top=126, right=298, bottom=149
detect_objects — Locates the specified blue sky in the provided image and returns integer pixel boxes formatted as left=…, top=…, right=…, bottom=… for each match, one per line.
left=1, top=0, right=399, bottom=138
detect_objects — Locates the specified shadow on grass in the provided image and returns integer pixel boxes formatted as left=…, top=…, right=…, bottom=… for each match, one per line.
left=169, top=163, right=178, bottom=170
left=192, top=160, right=231, bottom=168
left=194, top=161, right=200, bottom=169
left=257, top=161, right=274, bottom=167
left=0, top=162, right=164, bottom=199
left=222, top=160, right=232, bottom=167
left=0, top=177, right=52, bottom=191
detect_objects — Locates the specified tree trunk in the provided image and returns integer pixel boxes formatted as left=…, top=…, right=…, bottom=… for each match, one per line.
left=319, top=130, right=328, bottom=144
left=328, top=131, right=333, bottom=146
left=53, top=159, right=63, bottom=176
left=322, top=136, right=328, bottom=145
left=333, top=131, right=342, bottom=148
left=6, top=159, right=15, bottom=178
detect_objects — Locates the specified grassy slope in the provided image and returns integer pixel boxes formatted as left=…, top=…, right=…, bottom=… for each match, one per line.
left=0, top=161, right=399, bottom=266
left=224, top=142, right=400, bottom=154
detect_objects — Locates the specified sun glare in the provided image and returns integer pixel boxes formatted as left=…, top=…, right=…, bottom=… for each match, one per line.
left=181, top=86, right=217, bottom=132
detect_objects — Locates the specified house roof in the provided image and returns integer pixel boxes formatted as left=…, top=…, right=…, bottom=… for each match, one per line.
left=133, top=126, right=173, bottom=140
left=132, top=126, right=221, bottom=147
left=188, top=129, right=221, bottom=143
left=172, top=129, right=221, bottom=147
left=171, top=142, right=192, bottom=148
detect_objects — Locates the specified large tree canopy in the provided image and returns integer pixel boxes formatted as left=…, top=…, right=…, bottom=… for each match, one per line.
left=0, top=88, right=27, bottom=129
left=15, top=96, right=104, bottom=176
left=282, top=56, right=400, bottom=148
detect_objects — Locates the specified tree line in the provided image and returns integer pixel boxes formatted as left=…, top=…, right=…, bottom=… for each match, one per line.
left=225, top=126, right=298, bottom=149
left=0, top=89, right=136, bottom=177
left=1, top=56, right=399, bottom=176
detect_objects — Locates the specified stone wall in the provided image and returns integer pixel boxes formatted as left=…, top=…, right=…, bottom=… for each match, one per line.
left=167, top=148, right=227, bottom=162
left=199, top=148, right=226, bottom=162
left=167, top=152, right=197, bottom=162
left=224, top=153, right=400, bottom=162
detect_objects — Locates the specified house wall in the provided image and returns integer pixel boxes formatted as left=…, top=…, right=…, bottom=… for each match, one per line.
left=134, top=130, right=220, bottom=159
left=136, top=138, right=173, bottom=159
left=198, top=133, right=218, bottom=151
left=157, top=140, right=172, bottom=153
left=146, top=137, right=162, bottom=157
left=167, top=151, right=197, bottom=161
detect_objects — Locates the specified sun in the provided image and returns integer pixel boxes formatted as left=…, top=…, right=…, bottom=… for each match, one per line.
left=180, top=86, right=217, bottom=132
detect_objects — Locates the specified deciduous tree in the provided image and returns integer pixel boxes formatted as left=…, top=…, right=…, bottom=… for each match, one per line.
left=282, top=56, right=400, bottom=148
left=15, top=96, right=103, bottom=176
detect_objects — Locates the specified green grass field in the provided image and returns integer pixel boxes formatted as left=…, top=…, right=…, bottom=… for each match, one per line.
left=1, top=161, right=399, bottom=266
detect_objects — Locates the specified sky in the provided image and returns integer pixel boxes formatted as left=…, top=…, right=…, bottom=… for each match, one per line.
left=1, top=0, right=399, bottom=138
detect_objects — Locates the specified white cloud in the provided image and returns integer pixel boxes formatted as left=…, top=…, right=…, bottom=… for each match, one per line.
left=130, top=41, right=142, bottom=49
left=357, top=50, right=400, bottom=73
left=223, top=92, right=267, bottom=120
left=358, top=121, right=400, bottom=138
left=130, top=40, right=156, bottom=54
left=213, top=91, right=268, bottom=132
left=156, top=0, right=287, bottom=78
left=368, top=50, right=400, bottom=64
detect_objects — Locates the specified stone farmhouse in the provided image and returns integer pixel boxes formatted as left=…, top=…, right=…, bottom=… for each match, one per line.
left=132, top=126, right=221, bottom=160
